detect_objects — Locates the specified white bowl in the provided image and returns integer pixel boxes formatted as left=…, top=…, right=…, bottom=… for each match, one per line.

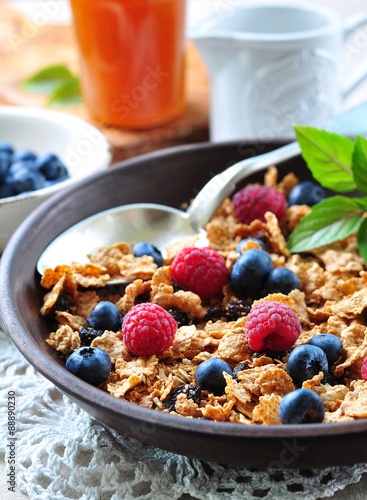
left=0, top=106, right=112, bottom=252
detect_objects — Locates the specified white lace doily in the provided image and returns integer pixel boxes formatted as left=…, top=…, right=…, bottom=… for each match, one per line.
left=1, top=323, right=367, bottom=500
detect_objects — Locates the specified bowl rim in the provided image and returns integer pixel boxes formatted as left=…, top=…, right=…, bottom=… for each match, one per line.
left=1, top=138, right=367, bottom=444
left=0, top=105, right=112, bottom=205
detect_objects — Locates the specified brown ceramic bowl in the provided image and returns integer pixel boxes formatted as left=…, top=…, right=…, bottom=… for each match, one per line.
left=1, top=140, right=367, bottom=469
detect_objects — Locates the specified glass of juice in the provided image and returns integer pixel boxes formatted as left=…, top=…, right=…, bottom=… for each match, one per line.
left=70, top=0, right=187, bottom=128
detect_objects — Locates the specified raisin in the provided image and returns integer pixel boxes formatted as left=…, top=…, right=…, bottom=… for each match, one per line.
left=54, top=296, right=72, bottom=312
left=322, top=373, right=340, bottom=386
left=172, top=280, right=181, bottom=293
left=205, top=300, right=251, bottom=322
left=225, top=299, right=251, bottom=320
left=232, top=362, right=249, bottom=379
left=168, top=309, right=190, bottom=327
left=78, top=327, right=104, bottom=346
left=253, top=351, right=289, bottom=361
left=165, top=383, right=201, bottom=412
left=205, top=305, right=227, bottom=321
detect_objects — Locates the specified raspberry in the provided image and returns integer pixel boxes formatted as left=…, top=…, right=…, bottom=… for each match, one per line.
left=245, top=301, right=301, bottom=352
left=232, top=185, right=286, bottom=224
left=122, top=303, right=177, bottom=356
left=171, top=246, right=229, bottom=301
left=362, top=357, right=367, bottom=381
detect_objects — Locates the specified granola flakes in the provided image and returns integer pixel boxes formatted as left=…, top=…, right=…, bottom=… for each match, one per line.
left=40, top=168, right=367, bottom=425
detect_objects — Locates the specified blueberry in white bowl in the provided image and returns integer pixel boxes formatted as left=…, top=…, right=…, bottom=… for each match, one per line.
left=0, top=105, right=111, bottom=252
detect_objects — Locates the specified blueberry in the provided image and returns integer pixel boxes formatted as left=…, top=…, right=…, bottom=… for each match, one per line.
left=264, top=267, right=301, bottom=295
left=35, top=153, right=69, bottom=181
left=236, top=237, right=266, bottom=253
left=65, top=347, right=111, bottom=386
left=0, top=144, right=70, bottom=199
left=87, top=301, right=121, bottom=331
left=288, top=181, right=327, bottom=206
left=0, top=152, right=11, bottom=182
left=132, top=241, right=164, bottom=267
left=12, top=167, right=45, bottom=194
left=8, top=159, right=36, bottom=177
left=11, top=148, right=37, bottom=163
left=309, top=334, right=343, bottom=365
left=165, top=383, right=201, bottom=411
left=286, top=344, right=329, bottom=387
left=230, top=248, right=273, bottom=297
left=278, top=388, right=325, bottom=424
left=195, top=357, right=232, bottom=395
left=0, top=142, right=14, bottom=155
left=0, top=178, right=15, bottom=198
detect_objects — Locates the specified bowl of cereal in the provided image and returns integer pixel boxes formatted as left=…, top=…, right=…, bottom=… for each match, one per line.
left=0, top=105, right=112, bottom=252
left=1, top=139, right=367, bottom=469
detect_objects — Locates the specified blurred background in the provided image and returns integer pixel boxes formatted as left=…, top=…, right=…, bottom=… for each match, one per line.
left=5, top=0, right=367, bottom=111
left=2, top=0, right=367, bottom=157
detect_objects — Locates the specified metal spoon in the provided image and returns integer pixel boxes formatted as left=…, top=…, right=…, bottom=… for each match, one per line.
left=37, top=102, right=367, bottom=281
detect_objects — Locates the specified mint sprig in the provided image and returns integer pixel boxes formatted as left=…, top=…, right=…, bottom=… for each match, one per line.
left=294, top=126, right=356, bottom=192
left=352, top=136, right=367, bottom=196
left=47, top=75, right=81, bottom=106
left=287, top=126, right=367, bottom=263
left=22, top=64, right=82, bottom=105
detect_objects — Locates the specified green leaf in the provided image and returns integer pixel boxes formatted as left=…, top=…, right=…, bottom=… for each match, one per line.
left=47, top=76, right=82, bottom=105
left=23, top=64, right=74, bottom=94
left=293, top=125, right=356, bottom=193
left=350, top=196, right=367, bottom=211
left=357, top=218, right=367, bottom=265
left=287, top=195, right=365, bottom=253
left=352, top=136, right=367, bottom=196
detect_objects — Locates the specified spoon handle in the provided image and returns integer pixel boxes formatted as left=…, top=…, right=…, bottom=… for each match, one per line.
left=186, top=141, right=300, bottom=229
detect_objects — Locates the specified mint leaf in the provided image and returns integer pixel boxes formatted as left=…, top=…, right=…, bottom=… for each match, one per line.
left=48, top=76, right=81, bottom=105
left=294, top=125, right=356, bottom=193
left=352, top=136, right=367, bottom=196
left=23, top=64, right=74, bottom=93
left=22, top=64, right=82, bottom=106
left=350, top=196, right=367, bottom=211
left=287, top=196, right=365, bottom=253
left=357, top=218, right=367, bottom=264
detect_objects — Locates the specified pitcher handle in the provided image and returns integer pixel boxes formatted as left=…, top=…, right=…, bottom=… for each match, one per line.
left=342, top=12, right=367, bottom=97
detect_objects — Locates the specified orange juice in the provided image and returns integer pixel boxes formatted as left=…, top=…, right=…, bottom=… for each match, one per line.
left=70, top=0, right=187, bottom=128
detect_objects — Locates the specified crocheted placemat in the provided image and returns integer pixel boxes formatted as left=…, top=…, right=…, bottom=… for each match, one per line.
left=1, top=321, right=367, bottom=500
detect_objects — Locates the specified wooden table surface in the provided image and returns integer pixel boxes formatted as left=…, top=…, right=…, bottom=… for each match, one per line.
left=0, top=2, right=210, bottom=163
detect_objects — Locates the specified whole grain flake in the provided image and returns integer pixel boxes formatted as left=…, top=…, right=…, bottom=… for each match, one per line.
left=39, top=167, right=367, bottom=425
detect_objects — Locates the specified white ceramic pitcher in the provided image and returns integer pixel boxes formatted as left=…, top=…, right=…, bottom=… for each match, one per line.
left=189, top=2, right=367, bottom=142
